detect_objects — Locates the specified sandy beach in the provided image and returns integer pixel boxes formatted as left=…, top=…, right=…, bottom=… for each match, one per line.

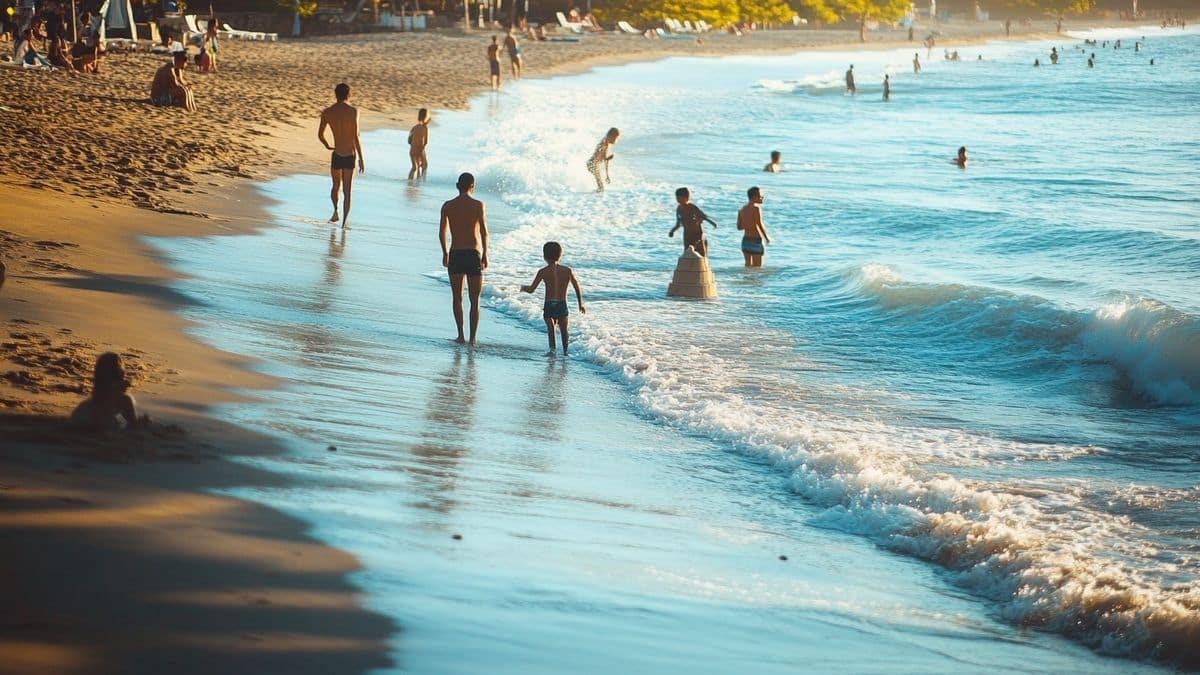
left=1, top=17, right=1181, bottom=674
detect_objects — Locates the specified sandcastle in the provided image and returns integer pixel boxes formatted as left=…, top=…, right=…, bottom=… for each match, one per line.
left=667, top=246, right=718, bottom=299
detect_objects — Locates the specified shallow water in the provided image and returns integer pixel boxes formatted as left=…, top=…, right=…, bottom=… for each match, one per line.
left=156, top=25, right=1198, bottom=672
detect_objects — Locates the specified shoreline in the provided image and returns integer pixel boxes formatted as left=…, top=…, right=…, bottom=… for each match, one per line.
left=0, top=19, right=1167, bottom=673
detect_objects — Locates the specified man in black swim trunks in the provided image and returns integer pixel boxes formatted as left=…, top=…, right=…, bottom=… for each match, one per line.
left=439, top=173, right=490, bottom=346
left=487, top=36, right=501, bottom=90
left=318, top=82, right=364, bottom=228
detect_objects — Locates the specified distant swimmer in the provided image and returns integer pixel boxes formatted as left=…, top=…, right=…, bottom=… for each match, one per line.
left=845, top=64, right=856, bottom=95
left=913, top=52, right=922, bottom=73
left=737, top=186, right=772, bottom=268
left=669, top=187, right=717, bottom=257
left=1050, top=47, right=1058, bottom=64
left=439, top=172, right=490, bottom=346
left=318, top=82, right=364, bottom=228
left=1034, top=58, right=1040, bottom=67
left=1135, top=41, right=1141, bottom=52
left=883, top=74, right=891, bottom=101
left=1088, top=56, right=1094, bottom=68
left=586, top=127, right=619, bottom=192
left=954, top=146, right=968, bottom=168
left=487, top=35, right=501, bottom=90
left=1115, top=39, right=1121, bottom=49
left=977, top=54, right=983, bottom=60
left=1150, top=58, right=1155, bottom=65
left=763, top=150, right=782, bottom=173
left=520, top=241, right=585, bottom=355
left=407, top=108, right=430, bottom=180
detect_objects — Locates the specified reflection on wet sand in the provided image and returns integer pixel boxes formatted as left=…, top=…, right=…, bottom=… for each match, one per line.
left=408, top=349, right=478, bottom=516
left=522, top=358, right=568, bottom=443
left=284, top=228, right=348, bottom=371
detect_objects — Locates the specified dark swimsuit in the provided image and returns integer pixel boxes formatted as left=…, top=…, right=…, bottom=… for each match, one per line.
left=331, top=152, right=356, bottom=170
left=448, top=249, right=483, bottom=277
left=543, top=300, right=569, bottom=320
left=741, top=237, right=764, bottom=255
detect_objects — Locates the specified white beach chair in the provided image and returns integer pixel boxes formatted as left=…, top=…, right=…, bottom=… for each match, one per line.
left=556, top=11, right=584, bottom=34
left=683, top=20, right=698, bottom=32
left=617, top=20, right=641, bottom=35
left=695, top=20, right=711, bottom=32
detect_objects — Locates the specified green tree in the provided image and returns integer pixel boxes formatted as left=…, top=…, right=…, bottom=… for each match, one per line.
left=798, top=0, right=909, bottom=40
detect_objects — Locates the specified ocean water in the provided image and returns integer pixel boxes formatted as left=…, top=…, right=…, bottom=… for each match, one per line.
left=155, top=26, right=1198, bottom=672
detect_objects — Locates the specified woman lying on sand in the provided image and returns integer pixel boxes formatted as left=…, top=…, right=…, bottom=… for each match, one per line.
left=71, top=353, right=146, bottom=431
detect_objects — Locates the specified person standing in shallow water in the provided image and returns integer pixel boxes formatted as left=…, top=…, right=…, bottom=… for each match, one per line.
left=318, top=82, right=364, bottom=228
left=521, top=241, right=586, bottom=355
left=439, top=173, right=490, bottom=346
left=845, top=64, right=856, bottom=95
left=504, top=27, right=522, bottom=79
left=737, top=186, right=771, bottom=268
left=587, top=127, right=619, bottom=192
left=408, top=108, right=430, bottom=180
left=913, top=52, right=921, bottom=73
left=487, top=36, right=501, bottom=90
left=883, top=74, right=891, bottom=101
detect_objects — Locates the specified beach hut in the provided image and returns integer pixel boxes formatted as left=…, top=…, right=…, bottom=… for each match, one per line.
left=98, top=0, right=138, bottom=41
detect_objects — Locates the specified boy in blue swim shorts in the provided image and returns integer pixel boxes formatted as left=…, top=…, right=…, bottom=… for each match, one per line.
left=521, top=241, right=586, bottom=355
left=736, top=186, right=772, bottom=267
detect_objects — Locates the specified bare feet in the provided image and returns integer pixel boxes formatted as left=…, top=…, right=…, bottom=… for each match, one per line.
left=329, top=211, right=339, bottom=223
left=454, top=336, right=467, bottom=344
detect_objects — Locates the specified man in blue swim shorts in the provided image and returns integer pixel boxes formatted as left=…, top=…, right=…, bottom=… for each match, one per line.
left=521, top=241, right=586, bottom=355
left=736, top=186, right=772, bottom=268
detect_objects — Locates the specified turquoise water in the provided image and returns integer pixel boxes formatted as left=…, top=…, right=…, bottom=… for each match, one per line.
left=156, top=26, right=1198, bottom=672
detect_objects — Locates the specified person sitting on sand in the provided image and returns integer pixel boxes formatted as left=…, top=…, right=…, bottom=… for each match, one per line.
left=669, top=187, right=717, bottom=257
left=408, top=108, right=430, bottom=180
left=440, top=172, right=490, bottom=346
left=71, top=11, right=102, bottom=73
left=954, top=146, right=968, bottom=168
left=763, top=150, right=782, bottom=173
left=587, top=127, right=619, bottom=192
left=487, top=36, right=501, bottom=90
left=318, top=83, right=364, bottom=228
left=521, top=241, right=586, bottom=355
left=70, top=353, right=145, bottom=431
left=504, top=27, right=522, bottom=79
left=737, top=186, right=772, bottom=268
left=150, top=52, right=197, bottom=111
left=14, top=28, right=52, bottom=68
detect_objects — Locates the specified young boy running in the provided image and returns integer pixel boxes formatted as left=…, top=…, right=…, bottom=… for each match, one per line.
left=521, top=242, right=586, bottom=355
left=668, top=187, right=717, bottom=257
left=737, top=186, right=772, bottom=267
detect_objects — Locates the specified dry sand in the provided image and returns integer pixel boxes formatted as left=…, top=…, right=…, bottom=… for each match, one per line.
left=0, top=20, right=1090, bottom=674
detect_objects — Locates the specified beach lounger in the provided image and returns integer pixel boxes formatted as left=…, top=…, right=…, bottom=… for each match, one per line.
left=683, top=21, right=698, bottom=32
left=655, top=27, right=690, bottom=40
left=222, top=22, right=279, bottom=41
left=617, top=20, right=641, bottom=35
left=555, top=12, right=584, bottom=34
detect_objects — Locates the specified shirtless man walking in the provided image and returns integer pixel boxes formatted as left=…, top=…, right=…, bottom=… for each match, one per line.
left=408, top=108, right=430, bottom=180
left=439, top=173, right=490, bottom=346
left=318, top=83, right=364, bottom=227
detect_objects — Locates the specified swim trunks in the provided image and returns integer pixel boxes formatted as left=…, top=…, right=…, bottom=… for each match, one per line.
left=331, top=152, right=356, bottom=170
left=151, top=93, right=172, bottom=107
left=544, top=299, right=568, bottom=320
left=489, top=61, right=500, bottom=76
left=741, top=237, right=765, bottom=255
left=447, top=249, right=483, bottom=277
left=509, top=47, right=521, bottom=61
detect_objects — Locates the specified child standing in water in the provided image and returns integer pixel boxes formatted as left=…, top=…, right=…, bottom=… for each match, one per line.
left=521, top=242, right=586, bottom=355
left=669, top=187, right=717, bottom=256
left=407, top=108, right=430, bottom=179
left=737, top=186, right=772, bottom=267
